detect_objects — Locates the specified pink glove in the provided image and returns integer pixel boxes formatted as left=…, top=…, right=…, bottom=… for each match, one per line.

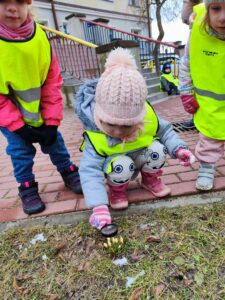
left=176, top=148, right=196, bottom=166
left=89, top=205, right=112, bottom=230
left=180, top=95, right=199, bottom=114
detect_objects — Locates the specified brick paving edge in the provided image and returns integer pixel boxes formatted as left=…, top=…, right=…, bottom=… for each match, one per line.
left=1, top=191, right=225, bottom=234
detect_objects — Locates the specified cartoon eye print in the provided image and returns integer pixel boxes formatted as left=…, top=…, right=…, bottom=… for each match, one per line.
left=129, top=163, right=135, bottom=172
left=151, top=152, right=159, bottom=160
left=114, top=164, right=123, bottom=173
left=163, top=147, right=168, bottom=154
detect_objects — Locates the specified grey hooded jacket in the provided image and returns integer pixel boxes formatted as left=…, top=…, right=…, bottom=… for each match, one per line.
left=75, top=79, right=187, bottom=209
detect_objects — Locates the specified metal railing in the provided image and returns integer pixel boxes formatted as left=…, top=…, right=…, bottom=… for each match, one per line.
left=40, top=25, right=100, bottom=80
left=40, top=23, right=180, bottom=78
left=80, top=18, right=180, bottom=76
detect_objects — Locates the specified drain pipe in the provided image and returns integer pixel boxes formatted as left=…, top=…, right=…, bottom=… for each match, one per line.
left=50, top=0, right=59, bottom=31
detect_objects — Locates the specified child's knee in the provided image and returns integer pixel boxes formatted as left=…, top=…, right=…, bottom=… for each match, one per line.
left=107, top=155, right=135, bottom=186
left=135, top=140, right=167, bottom=172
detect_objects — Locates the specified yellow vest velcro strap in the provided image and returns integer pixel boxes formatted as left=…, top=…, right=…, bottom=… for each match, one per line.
left=18, top=103, right=40, bottom=121
left=15, top=87, right=41, bottom=103
left=195, top=87, right=225, bottom=101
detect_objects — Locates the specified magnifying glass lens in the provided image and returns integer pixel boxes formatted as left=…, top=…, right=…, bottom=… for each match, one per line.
left=101, top=224, right=118, bottom=237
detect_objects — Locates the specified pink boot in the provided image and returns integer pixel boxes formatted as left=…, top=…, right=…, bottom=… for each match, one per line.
left=141, top=170, right=171, bottom=197
left=107, top=182, right=129, bottom=210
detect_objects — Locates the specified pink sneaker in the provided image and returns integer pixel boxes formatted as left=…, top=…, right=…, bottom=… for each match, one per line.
left=108, top=182, right=129, bottom=210
left=141, top=171, right=171, bottom=197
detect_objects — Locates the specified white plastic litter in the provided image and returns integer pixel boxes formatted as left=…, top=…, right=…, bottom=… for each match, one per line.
left=113, top=257, right=128, bottom=266
left=30, top=233, right=47, bottom=245
left=126, top=270, right=145, bottom=288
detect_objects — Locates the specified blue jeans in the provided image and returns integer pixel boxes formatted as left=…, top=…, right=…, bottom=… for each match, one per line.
left=0, top=128, right=72, bottom=183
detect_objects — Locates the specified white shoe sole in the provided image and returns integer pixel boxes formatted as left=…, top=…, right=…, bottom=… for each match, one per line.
left=196, top=183, right=213, bottom=191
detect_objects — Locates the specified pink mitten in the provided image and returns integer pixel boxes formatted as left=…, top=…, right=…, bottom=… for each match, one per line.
left=180, top=95, right=199, bottom=114
left=89, top=205, right=112, bottom=230
left=176, top=148, right=196, bottom=166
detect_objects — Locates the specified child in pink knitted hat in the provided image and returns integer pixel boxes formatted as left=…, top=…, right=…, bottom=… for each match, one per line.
left=76, top=47, right=195, bottom=231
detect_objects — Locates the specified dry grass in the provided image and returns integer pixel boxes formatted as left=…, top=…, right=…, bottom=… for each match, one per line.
left=0, top=203, right=225, bottom=299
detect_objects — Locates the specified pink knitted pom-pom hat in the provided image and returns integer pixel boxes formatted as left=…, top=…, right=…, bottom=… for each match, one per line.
left=94, top=47, right=147, bottom=126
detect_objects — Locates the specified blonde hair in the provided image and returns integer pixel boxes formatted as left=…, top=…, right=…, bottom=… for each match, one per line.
left=201, top=7, right=210, bottom=34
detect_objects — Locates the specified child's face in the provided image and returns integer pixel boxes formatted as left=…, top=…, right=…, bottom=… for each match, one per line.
left=100, top=120, right=139, bottom=140
left=208, top=3, right=225, bottom=35
left=0, top=0, right=28, bottom=30
left=164, top=67, right=171, bottom=73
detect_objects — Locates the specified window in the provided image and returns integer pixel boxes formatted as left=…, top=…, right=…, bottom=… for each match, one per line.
left=131, top=29, right=141, bottom=35
left=129, top=0, right=140, bottom=7
left=36, top=19, right=48, bottom=26
left=60, top=22, right=69, bottom=35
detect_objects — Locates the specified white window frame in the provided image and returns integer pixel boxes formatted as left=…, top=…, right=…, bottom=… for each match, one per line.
left=129, top=0, right=140, bottom=7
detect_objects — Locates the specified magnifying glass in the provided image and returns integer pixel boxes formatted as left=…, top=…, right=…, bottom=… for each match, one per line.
left=100, top=223, right=118, bottom=237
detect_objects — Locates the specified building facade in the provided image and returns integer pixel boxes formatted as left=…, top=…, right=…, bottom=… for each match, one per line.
left=32, top=0, right=149, bottom=40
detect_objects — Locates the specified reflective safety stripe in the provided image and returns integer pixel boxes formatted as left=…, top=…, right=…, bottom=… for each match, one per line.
left=195, top=88, right=225, bottom=101
left=15, top=87, right=41, bottom=103
left=16, top=102, right=40, bottom=121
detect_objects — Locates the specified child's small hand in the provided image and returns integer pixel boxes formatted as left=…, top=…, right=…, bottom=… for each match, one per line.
left=180, top=95, right=199, bottom=114
left=39, top=124, right=58, bottom=146
left=89, top=205, right=112, bottom=230
left=176, top=148, right=196, bottom=166
left=14, top=125, right=43, bottom=143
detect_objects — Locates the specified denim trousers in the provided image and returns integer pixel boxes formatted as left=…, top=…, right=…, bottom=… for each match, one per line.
left=0, top=128, right=72, bottom=183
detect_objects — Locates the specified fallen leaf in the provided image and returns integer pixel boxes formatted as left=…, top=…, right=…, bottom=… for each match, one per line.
left=129, top=254, right=145, bottom=262
left=174, top=256, right=185, bottom=266
left=85, top=238, right=95, bottom=256
left=129, top=287, right=144, bottom=300
left=145, top=235, right=161, bottom=243
left=48, top=294, right=60, bottom=300
left=194, top=272, right=204, bottom=286
left=77, top=260, right=91, bottom=272
left=153, top=283, right=166, bottom=297
left=13, top=277, right=26, bottom=294
left=13, top=277, right=23, bottom=290
left=184, top=278, right=193, bottom=286
left=53, top=241, right=67, bottom=254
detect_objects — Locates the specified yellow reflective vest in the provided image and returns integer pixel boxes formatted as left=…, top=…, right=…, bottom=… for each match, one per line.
left=81, top=102, right=159, bottom=157
left=191, top=4, right=225, bottom=139
left=160, top=73, right=178, bottom=90
left=0, top=23, right=51, bottom=127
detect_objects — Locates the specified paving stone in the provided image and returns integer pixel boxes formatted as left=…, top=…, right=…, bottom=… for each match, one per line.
left=1, top=98, right=225, bottom=224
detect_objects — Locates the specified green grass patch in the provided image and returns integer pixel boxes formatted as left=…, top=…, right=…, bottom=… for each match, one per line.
left=0, top=203, right=225, bottom=299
